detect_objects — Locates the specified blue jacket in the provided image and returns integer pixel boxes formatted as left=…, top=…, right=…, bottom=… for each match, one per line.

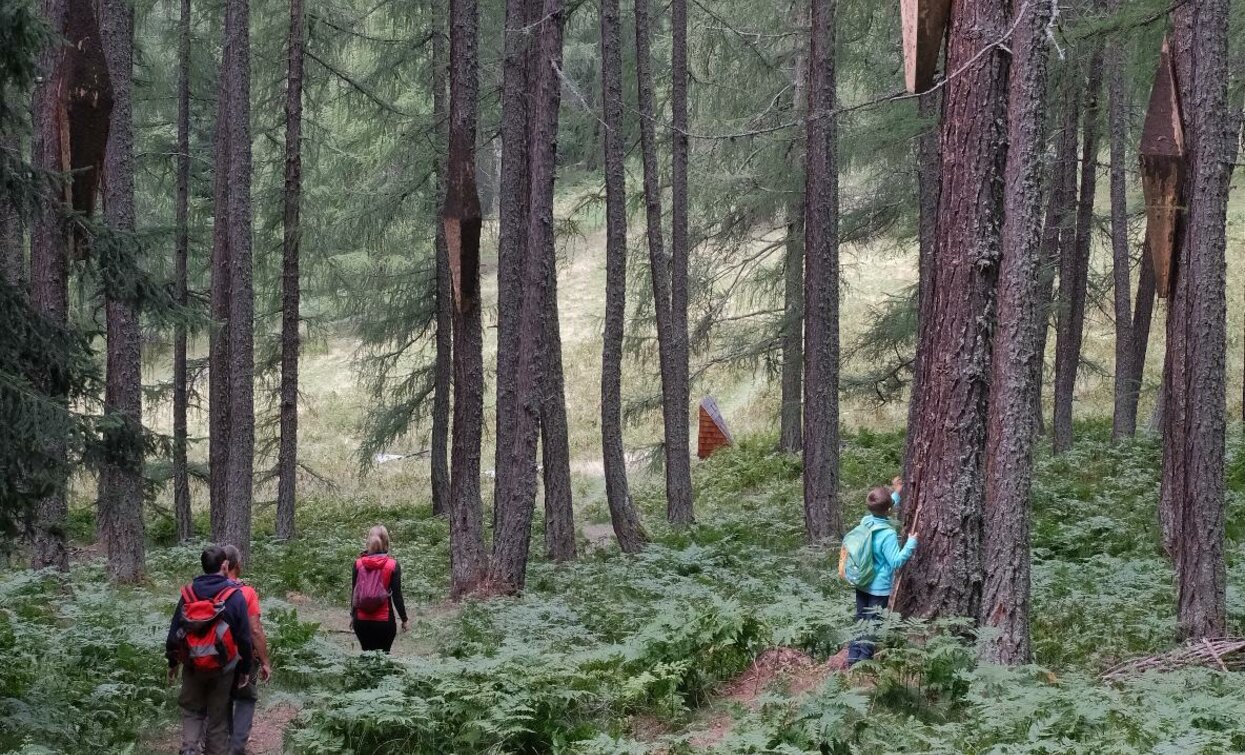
left=859, top=514, right=917, bottom=597
left=166, top=573, right=254, bottom=674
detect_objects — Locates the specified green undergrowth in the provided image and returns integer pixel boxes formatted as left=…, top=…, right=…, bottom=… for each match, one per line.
left=4, top=422, right=1245, bottom=753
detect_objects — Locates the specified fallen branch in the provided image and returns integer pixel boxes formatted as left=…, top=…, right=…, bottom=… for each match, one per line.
left=1102, top=638, right=1245, bottom=680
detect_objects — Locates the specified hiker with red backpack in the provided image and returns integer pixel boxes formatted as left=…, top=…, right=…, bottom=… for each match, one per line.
left=223, top=545, right=271, bottom=755
left=350, top=525, right=409, bottom=653
left=838, top=486, right=918, bottom=667
left=166, top=546, right=254, bottom=755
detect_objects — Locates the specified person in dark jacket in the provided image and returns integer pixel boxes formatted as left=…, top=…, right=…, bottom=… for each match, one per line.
left=166, top=545, right=254, bottom=755
left=350, top=525, right=408, bottom=653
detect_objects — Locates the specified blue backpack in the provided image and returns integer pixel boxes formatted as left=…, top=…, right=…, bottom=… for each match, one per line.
left=838, top=520, right=891, bottom=589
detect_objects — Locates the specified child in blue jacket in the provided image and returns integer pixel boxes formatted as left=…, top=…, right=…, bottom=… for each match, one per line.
left=847, top=486, right=917, bottom=666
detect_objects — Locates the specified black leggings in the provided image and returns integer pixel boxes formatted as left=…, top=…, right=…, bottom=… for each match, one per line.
left=354, top=619, right=396, bottom=653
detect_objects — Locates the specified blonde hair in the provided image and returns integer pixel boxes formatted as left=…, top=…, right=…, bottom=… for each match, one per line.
left=366, top=525, right=390, bottom=554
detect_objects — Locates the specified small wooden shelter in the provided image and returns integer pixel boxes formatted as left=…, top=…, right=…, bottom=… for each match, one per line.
left=1139, top=37, right=1185, bottom=299
left=901, top=0, right=951, bottom=94
left=697, top=396, right=734, bottom=460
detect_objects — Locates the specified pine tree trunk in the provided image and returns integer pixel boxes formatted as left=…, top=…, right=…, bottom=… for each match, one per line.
left=431, top=9, right=452, bottom=517
left=1162, top=0, right=1233, bottom=640
left=490, top=0, right=564, bottom=593
left=29, top=0, right=74, bottom=572
left=634, top=0, right=694, bottom=527
left=99, top=0, right=145, bottom=583
left=172, top=0, right=193, bottom=543
left=599, top=0, right=647, bottom=553
left=221, top=0, right=255, bottom=564
left=903, top=89, right=941, bottom=481
left=666, top=0, right=694, bottom=527
left=1108, top=31, right=1135, bottom=440
left=541, top=264, right=575, bottom=562
left=1052, top=53, right=1103, bottom=454
left=208, top=0, right=233, bottom=542
left=1128, top=242, right=1156, bottom=423
left=893, top=0, right=1008, bottom=620
left=492, top=0, right=536, bottom=535
left=801, top=0, right=841, bottom=542
left=779, top=209, right=804, bottom=453
left=981, top=0, right=1051, bottom=665
left=444, top=0, right=488, bottom=598
left=1033, top=95, right=1081, bottom=434
left=275, top=0, right=304, bottom=541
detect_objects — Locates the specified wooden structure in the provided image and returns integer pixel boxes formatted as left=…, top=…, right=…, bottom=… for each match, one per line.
left=697, top=396, right=734, bottom=459
left=901, top=0, right=951, bottom=94
left=1139, top=37, right=1185, bottom=299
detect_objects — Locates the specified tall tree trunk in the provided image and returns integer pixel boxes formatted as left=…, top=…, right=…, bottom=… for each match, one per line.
left=208, top=0, right=233, bottom=542
left=172, top=0, right=193, bottom=542
left=666, top=0, right=694, bottom=527
left=29, top=0, right=83, bottom=571
left=599, top=0, right=647, bottom=553
left=1033, top=95, right=1081, bottom=434
left=801, top=0, right=841, bottom=542
left=1052, top=53, right=1103, bottom=454
left=276, top=0, right=304, bottom=541
left=444, top=0, right=488, bottom=598
left=779, top=209, right=804, bottom=453
left=99, top=0, right=145, bottom=583
left=1128, top=242, right=1156, bottom=420
left=634, top=0, right=694, bottom=527
left=492, top=0, right=536, bottom=535
left=431, top=8, right=452, bottom=517
left=1162, top=0, right=1233, bottom=640
left=221, top=0, right=255, bottom=563
left=893, top=0, right=1008, bottom=620
left=490, top=0, right=565, bottom=593
left=541, top=264, right=575, bottom=562
left=981, top=0, right=1051, bottom=665
left=903, top=89, right=942, bottom=479
left=1108, top=29, right=1135, bottom=440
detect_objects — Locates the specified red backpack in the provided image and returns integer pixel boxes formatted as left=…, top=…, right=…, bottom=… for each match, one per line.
left=353, top=556, right=394, bottom=617
left=176, top=584, right=240, bottom=673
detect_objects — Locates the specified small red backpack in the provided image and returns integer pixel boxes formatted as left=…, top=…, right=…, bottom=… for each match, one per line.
left=353, top=557, right=394, bottom=615
left=176, top=584, right=240, bottom=673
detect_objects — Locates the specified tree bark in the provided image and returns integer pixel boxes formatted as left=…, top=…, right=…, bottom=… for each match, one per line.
left=29, top=0, right=98, bottom=571
left=275, top=0, right=304, bottom=541
left=492, top=0, right=536, bottom=535
left=981, top=0, right=1051, bottom=665
left=903, top=89, right=942, bottom=479
left=208, top=0, right=233, bottom=542
left=634, top=0, right=694, bottom=527
left=541, top=263, right=575, bottom=562
left=801, top=0, right=841, bottom=542
left=1033, top=94, right=1081, bottom=434
left=490, top=0, right=565, bottom=593
left=893, top=0, right=1008, bottom=620
left=99, top=0, right=145, bottom=583
left=1052, top=52, right=1103, bottom=454
left=599, top=0, right=647, bottom=553
left=666, top=0, right=693, bottom=527
left=444, top=0, right=488, bottom=598
left=1162, top=0, right=1232, bottom=640
left=172, top=0, right=193, bottom=542
left=221, top=0, right=255, bottom=564
left=1128, top=242, right=1156, bottom=419
left=431, top=8, right=452, bottom=517
left=1108, top=29, right=1135, bottom=440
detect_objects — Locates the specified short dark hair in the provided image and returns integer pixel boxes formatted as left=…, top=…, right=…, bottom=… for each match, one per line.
left=223, top=545, right=244, bottom=574
left=201, top=545, right=229, bottom=574
left=866, top=487, right=893, bottom=517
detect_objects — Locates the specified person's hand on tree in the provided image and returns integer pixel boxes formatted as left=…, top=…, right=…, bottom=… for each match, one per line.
left=892, top=476, right=904, bottom=494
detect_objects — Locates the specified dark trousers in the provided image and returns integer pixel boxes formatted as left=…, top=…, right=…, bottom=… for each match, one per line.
left=178, top=667, right=235, bottom=755
left=230, top=677, right=258, bottom=754
left=354, top=618, right=396, bottom=653
left=846, top=590, right=889, bottom=666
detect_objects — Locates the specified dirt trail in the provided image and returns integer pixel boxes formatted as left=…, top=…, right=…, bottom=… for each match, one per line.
left=144, top=700, right=301, bottom=755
